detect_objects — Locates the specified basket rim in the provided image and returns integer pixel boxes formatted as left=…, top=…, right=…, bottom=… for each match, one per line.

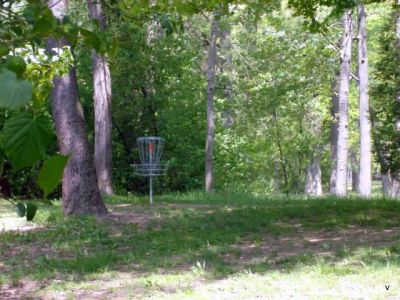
left=137, top=136, right=165, bottom=142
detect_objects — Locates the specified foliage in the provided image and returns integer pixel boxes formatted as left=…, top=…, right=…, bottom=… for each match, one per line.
left=37, top=154, right=70, bottom=198
left=370, top=10, right=400, bottom=177
left=0, top=0, right=398, bottom=200
left=0, top=69, right=32, bottom=109
left=1, top=113, right=54, bottom=169
left=0, top=0, right=109, bottom=216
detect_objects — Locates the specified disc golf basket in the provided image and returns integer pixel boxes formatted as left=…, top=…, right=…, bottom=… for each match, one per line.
left=133, top=137, right=167, bottom=205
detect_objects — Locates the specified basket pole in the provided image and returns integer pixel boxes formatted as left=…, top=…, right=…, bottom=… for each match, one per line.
left=149, top=176, right=153, bottom=205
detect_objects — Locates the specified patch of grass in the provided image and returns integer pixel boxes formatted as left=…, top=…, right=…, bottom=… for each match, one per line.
left=2, top=193, right=400, bottom=299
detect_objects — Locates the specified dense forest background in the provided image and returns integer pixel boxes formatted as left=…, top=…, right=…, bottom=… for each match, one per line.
left=0, top=0, right=399, bottom=201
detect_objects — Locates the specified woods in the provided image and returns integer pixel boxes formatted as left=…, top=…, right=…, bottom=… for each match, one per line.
left=3, top=1, right=400, bottom=299
left=1, top=0, right=399, bottom=206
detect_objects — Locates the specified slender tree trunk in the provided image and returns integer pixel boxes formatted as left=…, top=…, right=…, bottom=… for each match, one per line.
left=220, top=28, right=234, bottom=128
left=273, top=162, right=280, bottom=192
left=396, top=2, right=400, bottom=129
left=351, top=151, right=359, bottom=192
left=336, top=10, right=353, bottom=197
left=357, top=3, right=372, bottom=197
left=87, top=0, right=113, bottom=195
left=330, top=74, right=340, bottom=194
left=205, top=14, right=218, bottom=194
left=273, top=111, right=289, bottom=192
left=47, top=0, right=107, bottom=215
left=382, top=171, right=400, bottom=198
left=305, top=157, right=322, bottom=196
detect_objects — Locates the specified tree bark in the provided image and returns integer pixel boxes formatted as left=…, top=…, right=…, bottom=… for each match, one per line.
left=47, top=0, right=107, bottom=215
left=330, top=73, right=340, bottom=194
left=396, top=1, right=400, bottom=130
left=87, top=0, right=113, bottom=195
left=305, top=157, right=322, bottom=196
left=220, top=28, right=234, bottom=128
left=335, top=10, right=353, bottom=197
left=351, top=151, right=359, bottom=192
left=205, top=14, right=218, bottom=194
left=357, top=3, right=372, bottom=197
left=382, top=171, right=400, bottom=198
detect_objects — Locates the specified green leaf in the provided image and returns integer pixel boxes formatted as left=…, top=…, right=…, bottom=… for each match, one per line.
left=0, top=69, right=32, bottom=109
left=2, top=113, right=54, bottom=169
left=38, top=154, right=69, bottom=197
left=80, top=29, right=102, bottom=53
left=26, top=202, right=37, bottom=221
left=16, top=202, right=26, bottom=217
left=5, top=56, right=27, bottom=76
left=32, top=9, right=56, bottom=36
left=0, top=45, right=10, bottom=57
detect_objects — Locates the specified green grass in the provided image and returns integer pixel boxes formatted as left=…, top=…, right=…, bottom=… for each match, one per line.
left=1, top=193, right=400, bottom=299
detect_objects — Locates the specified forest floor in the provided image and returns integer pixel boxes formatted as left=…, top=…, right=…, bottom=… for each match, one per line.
left=1, top=192, right=400, bottom=299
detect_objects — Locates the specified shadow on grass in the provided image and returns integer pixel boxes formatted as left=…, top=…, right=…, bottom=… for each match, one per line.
left=1, top=197, right=400, bottom=286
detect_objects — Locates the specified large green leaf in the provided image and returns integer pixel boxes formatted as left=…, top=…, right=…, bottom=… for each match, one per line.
left=2, top=113, right=54, bottom=169
left=38, top=154, right=69, bottom=197
left=0, top=69, right=32, bottom=109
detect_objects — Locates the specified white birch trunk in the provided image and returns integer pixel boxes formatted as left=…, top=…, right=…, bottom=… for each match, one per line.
left=357, top=4, right=372, bottom=197
left=335, top=10, right=353, bottom=197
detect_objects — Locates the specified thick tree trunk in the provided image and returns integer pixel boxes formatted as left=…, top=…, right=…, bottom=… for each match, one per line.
left=305, top=157, right=322, bottom=196
left=47, top=0, right=107, bottom=215
left=357, top=4, right=372, bottom=197
left=335, top=10, right=353, bottom=197
left=205, top=15, right=218, bottom=194
left=330, top=74, right=340, bottom=194
left=87, top=0, right=113, bottom=195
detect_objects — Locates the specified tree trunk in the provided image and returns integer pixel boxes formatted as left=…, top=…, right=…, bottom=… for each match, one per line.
left=47, top=0, right=107, bottom=215
left=87, top=0, right=113, bottom=195
left=335, top=10, right=353, bottom=197
left=396, top=2, right=400, bottom=130
left=382, top=171, right=400, bottom=198
left=273, top=111, right=289, bottom=192
left=305, top=157, right=322, bottom=196
left=220, top=28, right=234, bottom=128
left=205, top=14, right=218, bottom=194
left=273, top=162, right=280, bottom=192
left=351, top=152, right=359, bottom=192
left=330, top=73, right=340, bottom=194
left=357, top=3, right=372, bottom=197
